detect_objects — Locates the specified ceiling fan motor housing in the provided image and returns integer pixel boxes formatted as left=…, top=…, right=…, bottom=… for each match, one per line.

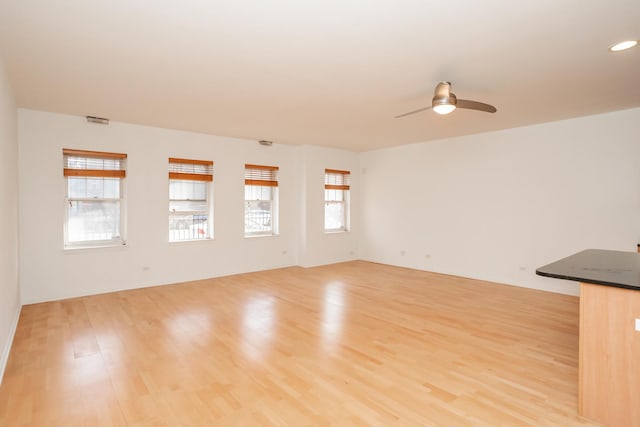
left=433, top=91, right=457, bottom=108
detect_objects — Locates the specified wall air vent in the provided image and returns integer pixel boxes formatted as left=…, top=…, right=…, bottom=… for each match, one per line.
left=86, top=115, right=109, bottom=125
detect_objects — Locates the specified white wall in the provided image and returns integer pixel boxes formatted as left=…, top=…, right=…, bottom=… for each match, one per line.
left=298, top=145, right=359, bottom=267
left=0, top=54, right=21, bottom=383
left=18, top=110, right=359, bottom=303
left=16, top=106, right=640, bottom=303
left=360, top=109, right=640, bottom=295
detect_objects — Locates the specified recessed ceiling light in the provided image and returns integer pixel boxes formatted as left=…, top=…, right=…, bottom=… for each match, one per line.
left=609, top=40, right=638, bottom=52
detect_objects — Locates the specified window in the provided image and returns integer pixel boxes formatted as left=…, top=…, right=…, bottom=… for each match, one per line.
left=169, top=158, right=213, bottom=241
left=244, top=164, right=278, bottom=236
left=324, top=169, right=350, bottom=232
left=63, top=148, right=127, bottom=248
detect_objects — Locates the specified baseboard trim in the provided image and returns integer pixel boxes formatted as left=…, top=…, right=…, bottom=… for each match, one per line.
left=0, top=304, right=22, bottom=386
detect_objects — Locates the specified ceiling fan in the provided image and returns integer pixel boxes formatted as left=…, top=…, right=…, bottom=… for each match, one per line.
left=395, top=82, right=497, bottom=118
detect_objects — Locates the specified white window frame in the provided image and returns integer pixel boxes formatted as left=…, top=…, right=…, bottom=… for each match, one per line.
left=324, top=169, right=350, bottom=233
left=244, top=164, right=279, bottom=237
left=63, top=148, right=127, bottom=249
left=168, top=157, right=214, bottom=242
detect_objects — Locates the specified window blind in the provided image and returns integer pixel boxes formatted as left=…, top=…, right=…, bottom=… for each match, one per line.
left=168, top=158, right=214, bottom=182
left=63, top=149, right=127, bottom=178
left=245, top=164, right=279, bottom=187
left=324, top=169, right=350, bottom=190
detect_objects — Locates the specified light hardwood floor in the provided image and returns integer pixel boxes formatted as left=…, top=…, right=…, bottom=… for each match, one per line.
left=0, top=261, right=602, bottom=426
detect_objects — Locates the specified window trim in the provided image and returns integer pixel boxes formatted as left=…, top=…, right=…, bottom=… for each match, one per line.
left=324, top=168, right=350, bottom=233
left=244, top=164, right=279, bottom=237
left=63, top=148, right=127, bottom=249
left=168, top=157, right=214, bottom=242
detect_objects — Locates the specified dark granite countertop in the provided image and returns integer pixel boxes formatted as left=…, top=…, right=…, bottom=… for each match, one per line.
left=536, top=249, right=640, bottom=291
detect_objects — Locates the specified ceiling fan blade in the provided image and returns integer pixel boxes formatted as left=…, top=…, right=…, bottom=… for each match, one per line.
left=394, top=106, right=432, bottom=118
left=457, top=99, right=497, bottom=113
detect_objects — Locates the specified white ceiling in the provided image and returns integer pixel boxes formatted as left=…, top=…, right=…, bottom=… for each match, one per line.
left=0, top=0, right=638, bottom=151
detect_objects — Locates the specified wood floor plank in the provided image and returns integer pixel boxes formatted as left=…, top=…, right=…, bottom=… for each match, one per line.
left=0, top=261, right=603, bottom=426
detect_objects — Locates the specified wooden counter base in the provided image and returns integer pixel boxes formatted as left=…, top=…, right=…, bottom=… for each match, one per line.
left=579, top=282, right=640, bottom=426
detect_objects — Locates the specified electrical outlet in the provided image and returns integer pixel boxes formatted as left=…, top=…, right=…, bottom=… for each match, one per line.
left=635, top=318, right=640, bottom=332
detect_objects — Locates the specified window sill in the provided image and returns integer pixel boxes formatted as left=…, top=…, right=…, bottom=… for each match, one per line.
left=63, top=242, right=128, bottom=253
left=324, top=230, right=350, bottom=235
left=169, top=238, right=215, bottom=245
left=244, top=233, right=279, bottom=239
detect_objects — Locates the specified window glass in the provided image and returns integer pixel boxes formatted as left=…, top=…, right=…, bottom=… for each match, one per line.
left=324, top=169, right=350, bottom=232
left=168, top=159, right=213, bottom=242
left=63, top=149, right=127, bottom=248
left=244, top=165, right=278, bottom=236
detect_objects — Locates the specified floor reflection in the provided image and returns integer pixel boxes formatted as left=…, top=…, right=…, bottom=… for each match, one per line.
left=322, top=282, right=345, bottom=352
left=165, top=310, right=213, bottom=345
left=241, top=294, right=276, bottom=361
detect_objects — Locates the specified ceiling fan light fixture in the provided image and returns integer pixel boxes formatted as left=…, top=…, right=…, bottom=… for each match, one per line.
left=609, top=40, right=638, bottom=52
left=432, top=90, right=457, bottom=115
left=395, top=81, right=496, bottom=119
left=433, top=103, right=456, bottom=115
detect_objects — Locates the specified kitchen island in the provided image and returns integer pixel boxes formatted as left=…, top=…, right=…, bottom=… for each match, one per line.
left=537, top=249, right=640, bottom=427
